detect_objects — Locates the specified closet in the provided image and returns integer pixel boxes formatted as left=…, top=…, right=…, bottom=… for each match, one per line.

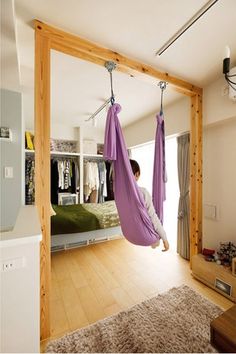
left=25, top=128, right=113, bottom=205
left=25, top=150, right=113, bottom=205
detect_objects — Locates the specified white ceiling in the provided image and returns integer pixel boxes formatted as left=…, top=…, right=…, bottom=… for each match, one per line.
left=3, top=0, right=236, bottom=130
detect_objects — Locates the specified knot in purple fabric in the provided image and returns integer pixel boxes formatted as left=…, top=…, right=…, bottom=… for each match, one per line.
left=111, top=103, right=122, bottom=114
left=156, top=113, right=163, bottom=124
left=103, top=103, right=123, bottom=161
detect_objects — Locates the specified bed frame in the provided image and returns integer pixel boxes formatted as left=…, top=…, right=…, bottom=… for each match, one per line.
left=34, top=20, right=203, bottom=339
left=51, top=226, right=122, bottom=252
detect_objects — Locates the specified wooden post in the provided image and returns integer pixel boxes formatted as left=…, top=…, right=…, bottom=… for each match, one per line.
left=196, top=93, right=203, bottom=254
left=35, top=27, right=51, bottom=340
left=190, top=93, right=203, bottom=267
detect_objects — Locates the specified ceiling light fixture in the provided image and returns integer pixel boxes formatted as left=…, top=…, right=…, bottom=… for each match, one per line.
left=223, top=45, right=236, bottom=96
left=155, top=0, right=219, bottom=56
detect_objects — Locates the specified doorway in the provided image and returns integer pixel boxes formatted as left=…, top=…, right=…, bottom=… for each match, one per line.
left=34, top=21, right=202, bottom=340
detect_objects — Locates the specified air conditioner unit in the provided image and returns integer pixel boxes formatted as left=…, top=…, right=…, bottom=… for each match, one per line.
left=229, top=66, right=236, bottom=102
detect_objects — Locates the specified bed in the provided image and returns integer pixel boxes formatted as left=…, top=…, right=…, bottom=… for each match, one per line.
left=51, top=201, right=122, bottom=251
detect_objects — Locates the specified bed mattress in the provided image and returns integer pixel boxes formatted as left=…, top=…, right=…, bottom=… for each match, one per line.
left=51, top=201, right=120, bottom=235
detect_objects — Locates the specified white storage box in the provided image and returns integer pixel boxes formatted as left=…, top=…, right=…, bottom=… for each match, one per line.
left=58, top=193, right=78, bottom=205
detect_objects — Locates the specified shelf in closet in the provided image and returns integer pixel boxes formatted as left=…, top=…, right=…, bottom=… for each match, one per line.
left=50, top=151, right=80, bottom=156
left=25, top=149, right=80, bottom=156
left=25, top=149, right=103, bottom=158
left=25, top=149, right=35, bottom=154
left=83, top=153, right=103, bottom=158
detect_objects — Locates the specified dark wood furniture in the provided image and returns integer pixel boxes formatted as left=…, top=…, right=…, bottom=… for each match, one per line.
left=210, top=305, right=236, bottom=353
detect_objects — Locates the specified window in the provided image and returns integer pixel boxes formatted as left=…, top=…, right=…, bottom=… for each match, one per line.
left=131, top=137, right=178, bottom=250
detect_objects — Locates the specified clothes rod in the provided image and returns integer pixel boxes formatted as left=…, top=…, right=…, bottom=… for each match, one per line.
left=85, top=97, right=112, bottom=122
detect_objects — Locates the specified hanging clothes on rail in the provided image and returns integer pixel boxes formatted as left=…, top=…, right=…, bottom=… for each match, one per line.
left=25, top=158, right=35, bottom=205
left=51, top=159, right=59, bottom=204
left=83, top=160, right=108, bottom=203
left=98, top=161, right=107, bottom=203
left=84, top=161, right=99, bottom=202
left=51, top=158, right=79, bottom=204
left=105, top=161, right=114, bottom=201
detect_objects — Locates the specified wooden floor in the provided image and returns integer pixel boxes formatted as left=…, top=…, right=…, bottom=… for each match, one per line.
left=45, top=238, right=233, bottom=348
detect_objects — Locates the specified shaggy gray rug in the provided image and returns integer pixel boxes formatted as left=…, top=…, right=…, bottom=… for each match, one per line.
left=46, top=285, right=222, bottom=353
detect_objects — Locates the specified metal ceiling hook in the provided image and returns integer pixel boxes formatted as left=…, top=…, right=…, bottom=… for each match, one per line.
left=105, top=61, right=117, bottom=105
left=158, top=81, right=168, bottom=115
left=158, top=81, right=167, bottom=91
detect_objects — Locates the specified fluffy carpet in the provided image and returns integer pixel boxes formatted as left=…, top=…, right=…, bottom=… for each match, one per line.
left=46, top=285, right=222, bottom=353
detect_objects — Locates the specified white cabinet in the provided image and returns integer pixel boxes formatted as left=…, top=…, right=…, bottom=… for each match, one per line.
left=0, top=206, right=42, bottom=353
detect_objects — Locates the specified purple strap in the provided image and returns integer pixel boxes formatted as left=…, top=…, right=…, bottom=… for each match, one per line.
left=152, top=113, right=166, bottom=224
left=104, top=103, right=163, bottom=246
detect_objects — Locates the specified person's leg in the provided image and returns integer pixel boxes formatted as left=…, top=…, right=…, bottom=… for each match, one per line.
left=151, top=238, right=160, bottom=249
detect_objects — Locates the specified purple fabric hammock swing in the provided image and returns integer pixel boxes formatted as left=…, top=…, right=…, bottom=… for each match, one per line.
left=103, top=103, right=166, bottom=246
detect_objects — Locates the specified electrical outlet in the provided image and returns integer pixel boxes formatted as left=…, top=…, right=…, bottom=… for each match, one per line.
left=1, top=258, right=25, bottom=272
left=2, top=261, right=14, bottom=271
left=221, top=84, right=229, bottom=96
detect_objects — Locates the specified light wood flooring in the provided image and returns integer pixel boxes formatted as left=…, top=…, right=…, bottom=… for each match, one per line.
left=46, top=238, right=233, bottom=348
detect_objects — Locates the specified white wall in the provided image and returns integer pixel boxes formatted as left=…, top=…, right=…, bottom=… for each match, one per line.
left=27, top=76, right=235, bottom=147
left=50, top=122, right=78, bottom=141
left=50, top=122, right=104, bottom=143
left=124, top=96, right=190, bottom=147
left=124, top=77, right=236, bottom=148
left=203, top=76, right=236, bottom=125
left=82, top=125, right=104, bottom=143
left=203, top=117, right=236, bottom=249
left=23, top=91, right=104, bottom=143
left=0, top=89, right=23, bottom=231
left=25, top=120, right=104, bottom=144
left=203, top=77, right=236, bottom=248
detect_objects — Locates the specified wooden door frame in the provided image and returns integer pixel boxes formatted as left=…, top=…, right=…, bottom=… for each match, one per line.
left=34, top=20, right=203, bottom=340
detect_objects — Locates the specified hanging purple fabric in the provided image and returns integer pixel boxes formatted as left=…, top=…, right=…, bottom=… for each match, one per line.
left=152, top=113, right=166, bottom=224
left=103, top=103, right=161, bottom=246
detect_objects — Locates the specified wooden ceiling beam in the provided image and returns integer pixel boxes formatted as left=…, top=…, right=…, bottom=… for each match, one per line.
left=35, top=20, right=202, bottom=97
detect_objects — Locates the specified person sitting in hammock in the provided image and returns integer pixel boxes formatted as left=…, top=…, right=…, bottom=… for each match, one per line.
left=130, top=159, right=169, bottom=252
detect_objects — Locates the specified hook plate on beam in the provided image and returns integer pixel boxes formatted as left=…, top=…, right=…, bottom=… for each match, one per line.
left=158, top=81, right=167, bottom=90
left=105, top=61, right=117, bottom=72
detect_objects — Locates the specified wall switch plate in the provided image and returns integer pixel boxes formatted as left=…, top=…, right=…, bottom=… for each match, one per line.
left=1, top=257, right=25, bottom=272
left=204, top=204, right=217, bottom=220
left=4, top=166, right=13, bottom=178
